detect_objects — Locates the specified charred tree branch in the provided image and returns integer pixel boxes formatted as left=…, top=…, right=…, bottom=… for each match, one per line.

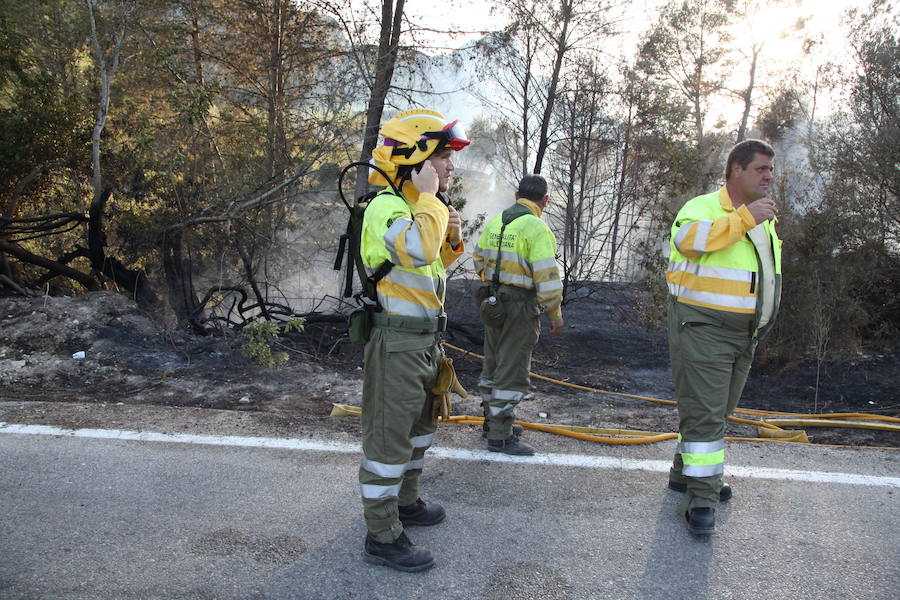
left=0, top=238, right=99, bottom=291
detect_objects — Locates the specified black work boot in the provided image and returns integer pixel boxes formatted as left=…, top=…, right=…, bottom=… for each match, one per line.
left=685, top=507, right=716, bottom=535
left=487, top=436, right=535, bottom=456
left=668, top=481, right=733, bottom=502
left=363, top=532, right=435, bottom=572
left=398, top=498, right=446, bottom=527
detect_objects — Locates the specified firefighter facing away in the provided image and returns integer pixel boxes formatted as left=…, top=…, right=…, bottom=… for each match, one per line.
left=472, top=174, right=564, bottom=456
left=666, top=139, right=782, bottom=535
left=357, top=109, right=470, bottom=572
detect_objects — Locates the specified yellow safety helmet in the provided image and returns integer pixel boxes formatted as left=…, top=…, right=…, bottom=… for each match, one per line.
left=369, top=109, right=470, bottom=186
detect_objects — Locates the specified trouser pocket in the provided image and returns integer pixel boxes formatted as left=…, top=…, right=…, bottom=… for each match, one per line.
left=348, top=306, right=374, bottom=345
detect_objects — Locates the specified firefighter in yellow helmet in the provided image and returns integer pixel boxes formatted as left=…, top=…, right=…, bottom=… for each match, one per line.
left=357, top=109, right=470, bottom=572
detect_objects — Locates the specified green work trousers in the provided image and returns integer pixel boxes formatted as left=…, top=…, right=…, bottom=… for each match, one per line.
left=668, top=298, right=757, bottom=511
left=478, top=284, right=541, bottom=440
left=359, top=325, right=441, bottom=543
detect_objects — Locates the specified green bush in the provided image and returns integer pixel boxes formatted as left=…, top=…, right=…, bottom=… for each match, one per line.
left=241, top=317, right=305, bottom=369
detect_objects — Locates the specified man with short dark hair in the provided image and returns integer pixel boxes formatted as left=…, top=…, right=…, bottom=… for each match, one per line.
left=666, top=138, right=782, bottom=535
left=472, top=174, right=564, bottom=456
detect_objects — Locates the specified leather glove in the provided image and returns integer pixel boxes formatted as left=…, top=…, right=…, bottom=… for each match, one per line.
left=431, top=354, right=467, bottom=420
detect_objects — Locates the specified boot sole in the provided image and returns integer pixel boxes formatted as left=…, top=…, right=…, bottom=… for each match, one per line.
left=363, top=552, right=435, bottom=572
left=687, top=522, right=716, bottom=535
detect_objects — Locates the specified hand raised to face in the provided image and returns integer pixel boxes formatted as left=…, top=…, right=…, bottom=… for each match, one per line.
left=746, top=198, right=777, bottom=225
left=411, top=161, right=439, bottom=195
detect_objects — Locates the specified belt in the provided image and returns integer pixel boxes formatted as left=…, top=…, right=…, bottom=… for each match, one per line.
left=496, top=284, right=536, bottom=300
left=373, top=312, right=447, bottom=334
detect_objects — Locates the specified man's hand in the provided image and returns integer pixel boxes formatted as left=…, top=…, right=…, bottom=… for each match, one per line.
left=550, top=317, right=564, bottom=334
left=446, top=205, right=462, bottom=247
left=410, top=161, right=439, bottom=195
left=746, top=198, right=777, bottom=225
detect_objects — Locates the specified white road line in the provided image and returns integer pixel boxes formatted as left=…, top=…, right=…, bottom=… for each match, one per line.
left=2, top=422, right=898, bottom=489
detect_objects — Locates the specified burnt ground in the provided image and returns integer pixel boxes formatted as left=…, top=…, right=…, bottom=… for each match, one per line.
left=0, top=281, right=897, bottom=449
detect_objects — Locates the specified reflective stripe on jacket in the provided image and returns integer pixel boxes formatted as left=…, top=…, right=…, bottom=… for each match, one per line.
left=361, top=182, right=462, bottom=318
left=472, top=199, right=563, bottom=319
left=667, top=186, right=782, bottom=337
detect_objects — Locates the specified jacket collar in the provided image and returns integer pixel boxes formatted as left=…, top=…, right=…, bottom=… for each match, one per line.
left=718, top=186, right=735, bottom=212
left=516, top=198, right=542, bottom=217
left=400, top=180, right=421, bottom=203
left=394, top=181, right=448, bottom=205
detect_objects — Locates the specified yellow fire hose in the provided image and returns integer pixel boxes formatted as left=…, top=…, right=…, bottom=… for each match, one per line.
left=444, top=414, right=678, bottom=444
left=330, top=404, right=676, bottom=444
left=762, top=418, right=900, bottom=432
left=438, top=342, right=898, bottom=449
left=331, top=404, right=817, bottom=445
left=329, top=342, right=898, bottom=449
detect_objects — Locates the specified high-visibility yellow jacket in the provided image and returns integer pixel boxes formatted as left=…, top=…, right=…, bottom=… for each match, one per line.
left=667, top=186, right=782, bottom=337
left=360, top=181, right=463, bottom=318
left=473, top=199, right=563, bottom=320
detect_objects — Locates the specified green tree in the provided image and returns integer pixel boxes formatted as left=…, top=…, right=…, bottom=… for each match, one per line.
left=638, top=0, right=736, bottom=191
left=761, top=0, right=899, bottom=362
left=473, top=0, right=616, bottom=180
left=0, top=0, right=362, bottom=327
left=819, top=0, right=899, bottom=249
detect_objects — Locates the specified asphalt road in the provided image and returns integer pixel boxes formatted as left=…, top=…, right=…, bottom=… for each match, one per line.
left=1, top=413, right=898, bottom=600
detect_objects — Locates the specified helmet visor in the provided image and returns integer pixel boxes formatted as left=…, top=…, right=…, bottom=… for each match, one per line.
left=440, top=120, right=470, bottom=151
left=422, top=120, right=470, bottom=151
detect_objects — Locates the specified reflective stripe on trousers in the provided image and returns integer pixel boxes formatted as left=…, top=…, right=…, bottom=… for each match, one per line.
left=678, top=433, right=725, bottom=477
left=486, top=388, right=524, bottom=417
left=360, top=451, right=429, bottom=498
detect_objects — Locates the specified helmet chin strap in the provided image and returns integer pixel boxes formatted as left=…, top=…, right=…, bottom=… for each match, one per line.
left=396, top=164, right=419, bottom=192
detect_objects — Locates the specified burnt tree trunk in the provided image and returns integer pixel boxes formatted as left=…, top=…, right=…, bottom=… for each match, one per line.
left=354, top=0, right=405, bottom=199
left=161, top=227, right=201, bottom=325
left=532, top=0, right=572, bottom=175
left=87, top=188, right=158, bottom=307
